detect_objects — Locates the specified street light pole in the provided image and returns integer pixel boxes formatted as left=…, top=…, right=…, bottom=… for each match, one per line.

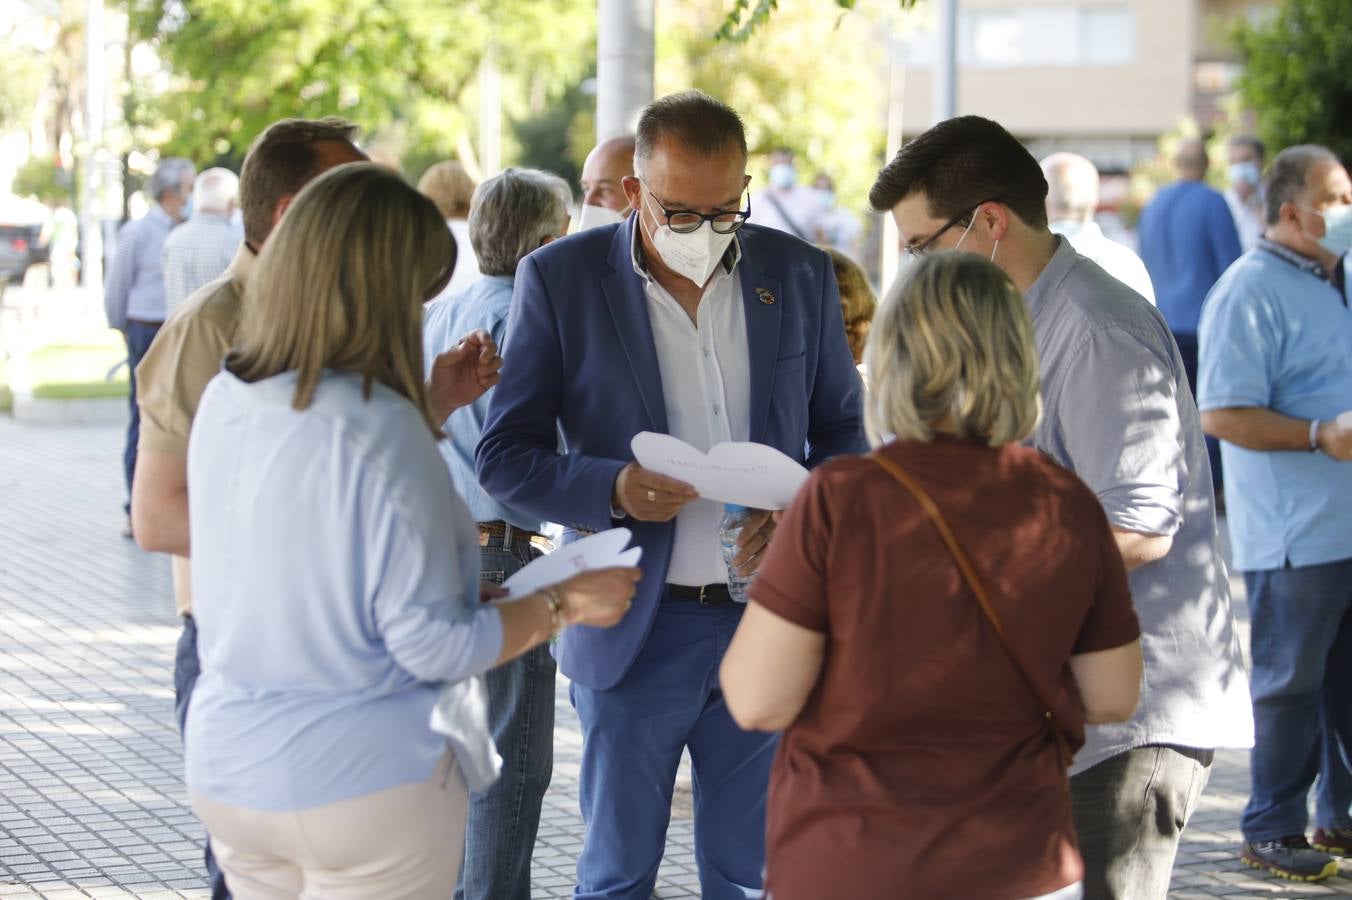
left=934, top=0, right=958, bottom=122
left=82, top=0, right=106, bottom=298
left=596, top=0, right=654, bottom=140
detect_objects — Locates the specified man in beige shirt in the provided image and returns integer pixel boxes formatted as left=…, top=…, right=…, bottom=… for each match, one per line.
left=134, top=117, right=504, bottom=897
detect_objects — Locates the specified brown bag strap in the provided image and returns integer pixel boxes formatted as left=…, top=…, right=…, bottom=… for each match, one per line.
left=871, top=452, right=1075, bottom=767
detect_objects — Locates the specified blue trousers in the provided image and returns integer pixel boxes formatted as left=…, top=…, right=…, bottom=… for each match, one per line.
left=123, top=320, right=161, bottom=514
left=457, top=543, right=555, bottom=900
left=571, top=598, right=776, bottom=900
left=173, top=616, right=231, bottom=900
left=1241, top=557, right=1352, bottom=842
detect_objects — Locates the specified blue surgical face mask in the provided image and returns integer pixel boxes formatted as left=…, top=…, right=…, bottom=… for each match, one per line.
left=1306, top=203, right=1352, bottom=257
left=769, top=163, right=796, bottom=190
left=1228, top=161, right=1261, bottom=191
left=180, top=197, right=194, bottom=220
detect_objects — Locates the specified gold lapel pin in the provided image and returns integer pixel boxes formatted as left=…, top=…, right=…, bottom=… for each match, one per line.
left=756, top=287, right=776, bottom=305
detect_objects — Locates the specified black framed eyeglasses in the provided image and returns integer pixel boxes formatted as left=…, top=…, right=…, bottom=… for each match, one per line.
left=642, top=181, right=751, bottom=235
left=904, top=197, right=1001, bottom=258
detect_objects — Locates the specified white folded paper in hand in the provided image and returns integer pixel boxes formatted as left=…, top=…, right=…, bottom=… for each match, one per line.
left=430, top=676, right=501, bottom=792
left=502, top=527, right=642, bottom=596
left=1337, top=410, right=1352, bottom=429
left=631, top=431, right=810, bottom=511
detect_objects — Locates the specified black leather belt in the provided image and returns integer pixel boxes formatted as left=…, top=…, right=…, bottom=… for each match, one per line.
left=666, top=583, right=734, bottom=606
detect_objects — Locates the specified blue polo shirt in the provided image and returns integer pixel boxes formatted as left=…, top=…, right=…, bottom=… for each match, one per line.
left=1197, top=241, right=1352, bottom=571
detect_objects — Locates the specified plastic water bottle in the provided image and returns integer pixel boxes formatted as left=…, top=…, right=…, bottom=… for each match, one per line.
left=720, top=504, right=753, bottom=603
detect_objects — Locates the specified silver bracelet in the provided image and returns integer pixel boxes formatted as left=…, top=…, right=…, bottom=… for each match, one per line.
left=541, top=588, right=567, bottom=635
left=1310, top=418, right=1321, bottom=452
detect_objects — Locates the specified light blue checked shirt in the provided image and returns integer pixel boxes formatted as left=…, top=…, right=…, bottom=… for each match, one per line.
left=161, top=211, right=241, bottom=317
left=103, top=204, right=176, bottom=328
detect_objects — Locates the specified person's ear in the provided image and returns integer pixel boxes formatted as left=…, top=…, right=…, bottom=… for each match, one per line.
left=985, top=203, right=1011, bottom=242
left=621, top=176, right=643, bottom=213
left=272, top=195, right=295, bottom=227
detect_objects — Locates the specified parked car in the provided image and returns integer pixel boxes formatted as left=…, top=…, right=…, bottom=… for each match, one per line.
left=0, top=222, right=48, bottom=285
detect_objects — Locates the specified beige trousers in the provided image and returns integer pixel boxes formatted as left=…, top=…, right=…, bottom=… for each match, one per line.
left=191, top=753, right=468, bottom=900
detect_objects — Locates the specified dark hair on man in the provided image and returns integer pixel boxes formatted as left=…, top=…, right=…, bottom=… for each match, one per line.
left=634, top=91, right=747, bottom=179
left=868, top=116, right=1049, bottom=229
left=1229, top=134, right=1266, bottom=163
left=240, top=117, right=361, bottom=245
left=1263, top=144, right=1339, bottom=226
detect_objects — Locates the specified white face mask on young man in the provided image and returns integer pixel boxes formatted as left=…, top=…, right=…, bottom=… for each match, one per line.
left=953, top=212, right=1000, bottom=265
left=640, top=186, right=736, bottom=286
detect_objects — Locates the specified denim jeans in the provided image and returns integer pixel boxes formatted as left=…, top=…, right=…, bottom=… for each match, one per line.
left=456, top=541, right=555, bottom=900
left=571, top=599, right=775, bottom=900
left=173, top=616, right=231, bottom=900
left=122, top=320, right=161, bottom=514
left=1070, top=744, right=1213, bottom=900
left=1241, top=557, right=1352, bottom=842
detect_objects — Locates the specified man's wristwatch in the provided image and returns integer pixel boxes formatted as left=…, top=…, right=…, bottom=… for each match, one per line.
left=1309, top=419, right=1321, bottom=452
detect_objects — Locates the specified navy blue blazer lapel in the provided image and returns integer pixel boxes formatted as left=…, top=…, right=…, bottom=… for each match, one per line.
left=737, top=231, right=783, bottom=444
left=601, top=217, right=668, bottom=434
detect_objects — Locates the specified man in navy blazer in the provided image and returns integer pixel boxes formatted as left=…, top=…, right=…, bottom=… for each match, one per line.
left=477, top=91, right=865, bottom=899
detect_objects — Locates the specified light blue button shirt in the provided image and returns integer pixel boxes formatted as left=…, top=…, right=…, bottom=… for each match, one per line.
left=103, top=205, right=176, bottom=328
left=423, top=275, right=542, bottom=530
left=184, top=369, right=504, bottom=812
left=1198, top=242, right=1352, bottom=571
left=1025, top=237, right=1253, bottom=772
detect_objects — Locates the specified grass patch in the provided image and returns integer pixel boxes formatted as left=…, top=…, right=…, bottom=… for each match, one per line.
left=31, top=381, right=128, bottom=401
left=27, top=339, right=129, bottom=387
left=5, top=334, right=130, bottom=404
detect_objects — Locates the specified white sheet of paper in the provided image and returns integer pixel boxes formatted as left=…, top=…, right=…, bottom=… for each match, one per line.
left=630, top=432, right=810, bottom=511
left=502, top=527, right=642, bottom=596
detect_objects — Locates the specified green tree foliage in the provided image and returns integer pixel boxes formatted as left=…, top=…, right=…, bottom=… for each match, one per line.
left=664, top=0, right=902, bottom=221
left=716, top=0, right=917, bottom=42
left=1231, top=0, right=1352, bottom=162
left=123, top=0, right=595, bottom=166
left=12, top=156, right=76, bottom=205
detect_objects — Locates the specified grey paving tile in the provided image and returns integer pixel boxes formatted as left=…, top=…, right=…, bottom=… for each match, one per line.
left=0, top=407, right=1336, bottom=899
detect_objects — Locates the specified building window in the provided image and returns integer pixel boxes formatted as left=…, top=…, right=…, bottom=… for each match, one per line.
left=905, top=5, right=1137, bottom=68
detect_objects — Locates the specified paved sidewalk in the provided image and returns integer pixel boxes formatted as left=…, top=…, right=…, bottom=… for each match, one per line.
left=1, top=417, right=1348, bottom=898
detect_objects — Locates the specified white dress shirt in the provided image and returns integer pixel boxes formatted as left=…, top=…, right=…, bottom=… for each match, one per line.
left=631, top=226, right=750, bottom=586
left=1225, top=189, right=1265, bottom=252
left=1050, top=219, right=1157, bottom=305
left=751, top=185, right=822, bottom=241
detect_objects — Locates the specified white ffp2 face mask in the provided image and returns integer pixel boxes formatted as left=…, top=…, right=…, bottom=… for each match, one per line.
left=576, top=203, right=627, bottom=233
left=641, top=191, right=736, bottom=285
left=1309, top=203, right=1352, bottom=257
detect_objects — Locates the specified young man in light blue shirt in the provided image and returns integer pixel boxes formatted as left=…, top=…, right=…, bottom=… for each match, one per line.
left=873, top=115, right=1253, bottom=899
left=1199, top=144, right=1352, bottom=883
left=422, top=167, right=572, bottom=900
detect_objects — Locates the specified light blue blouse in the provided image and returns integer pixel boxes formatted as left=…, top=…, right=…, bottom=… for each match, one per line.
left=184, top=369, right=504, bottom=812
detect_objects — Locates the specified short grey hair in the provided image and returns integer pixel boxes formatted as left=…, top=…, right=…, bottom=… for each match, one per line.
left=1263, top=144, right=1339, bottom=226
left=192, top=167, right=240, bottom=213
left=634, top=90, right=747, bottom=181
left=148, top=157, right=196, bottom=203
left=469, top=168, right=571, bottom=277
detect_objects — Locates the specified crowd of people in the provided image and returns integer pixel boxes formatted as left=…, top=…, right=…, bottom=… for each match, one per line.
left=95, top=88, right=1352, bottom=899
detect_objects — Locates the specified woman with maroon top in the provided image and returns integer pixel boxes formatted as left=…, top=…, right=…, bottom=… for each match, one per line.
left=720, top=252, right=1144, bottom=900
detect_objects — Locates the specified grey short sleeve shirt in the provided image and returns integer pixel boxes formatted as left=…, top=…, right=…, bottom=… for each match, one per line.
left=1024, top=238, right=1253, bottom=772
